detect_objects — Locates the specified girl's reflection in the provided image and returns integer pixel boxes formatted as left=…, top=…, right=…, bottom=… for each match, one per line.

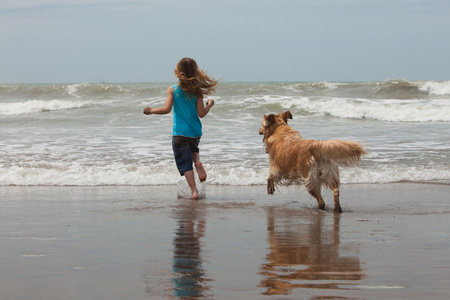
left=172, top=200, right=209, bottom=298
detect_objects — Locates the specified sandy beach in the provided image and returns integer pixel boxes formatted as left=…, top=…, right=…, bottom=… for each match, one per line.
left=1, top=183, right=449, bottom=299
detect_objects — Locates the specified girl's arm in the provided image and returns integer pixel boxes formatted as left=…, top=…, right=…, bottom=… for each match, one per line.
left=143, top=86, right=174, bottom=115
left=197, top=94, right=214, bottom=118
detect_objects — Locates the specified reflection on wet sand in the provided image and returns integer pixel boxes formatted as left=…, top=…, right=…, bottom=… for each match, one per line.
left=172, top=200, right=211, bottom=299
left=260, top=209, right=363, bottom=295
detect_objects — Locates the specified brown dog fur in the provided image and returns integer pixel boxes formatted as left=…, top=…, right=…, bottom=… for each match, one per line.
left=259, top=110, right=367, bottom=213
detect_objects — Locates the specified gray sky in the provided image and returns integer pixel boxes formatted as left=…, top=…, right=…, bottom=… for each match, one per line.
left=1, top=0, right=449, bottom=83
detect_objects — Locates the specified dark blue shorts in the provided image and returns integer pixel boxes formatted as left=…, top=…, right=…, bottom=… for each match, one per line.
left=172, top=136, right=200, bottom=176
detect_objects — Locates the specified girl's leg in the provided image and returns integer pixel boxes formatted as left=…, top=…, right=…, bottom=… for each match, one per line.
left=193, top=152, right=207, bottom=182
left=184, top=170, right=199, bottom=199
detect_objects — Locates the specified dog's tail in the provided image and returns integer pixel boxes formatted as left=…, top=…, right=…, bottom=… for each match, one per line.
left=311, top=140, right=368, bottom=166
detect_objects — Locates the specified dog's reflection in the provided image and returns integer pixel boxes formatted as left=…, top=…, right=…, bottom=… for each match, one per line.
left=172, top=200, right=210, bottom=298
left=260, top=209, right=363, bottom=295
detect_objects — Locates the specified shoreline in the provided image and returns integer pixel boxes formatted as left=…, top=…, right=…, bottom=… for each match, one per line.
left=2, top=178, right=449, bottom=187
left=1, top=183, right=449, bottom=299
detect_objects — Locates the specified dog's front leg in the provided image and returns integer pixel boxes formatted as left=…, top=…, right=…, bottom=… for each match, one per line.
left=267, top=175, right=275, bottom=194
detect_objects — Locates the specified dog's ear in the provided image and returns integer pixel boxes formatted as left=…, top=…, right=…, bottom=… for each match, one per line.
left=263, top=114, right=275, bottom=128
left=279, top=110, right=293, bottom=123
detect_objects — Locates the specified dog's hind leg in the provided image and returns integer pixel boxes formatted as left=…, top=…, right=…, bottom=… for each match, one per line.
left=308, top=187, right=325, bottom=210
left=332, top=185, right=342, bottom=213
left=267, top=175, right=275, bottom=194
left=306, top=165, right=326, bottom=210
left=327, top=164, right=342, bottom=213
left=306, top=181, right=325, bottom=210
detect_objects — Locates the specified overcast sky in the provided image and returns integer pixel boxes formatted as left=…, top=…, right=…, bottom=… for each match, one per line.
left=1, top=0, right=449, bottom=83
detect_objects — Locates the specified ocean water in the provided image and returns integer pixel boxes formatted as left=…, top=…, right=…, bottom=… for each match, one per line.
left=1, top=80, right=449, bottom=186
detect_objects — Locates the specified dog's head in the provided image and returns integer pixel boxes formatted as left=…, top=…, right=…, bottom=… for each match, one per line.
left=258, top=110, right=292, bottom=141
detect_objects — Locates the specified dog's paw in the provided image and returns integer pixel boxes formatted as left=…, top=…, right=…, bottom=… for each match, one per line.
left=267, top=184, right=275, bottom=194
left=333, top=206, right=343, bottom=213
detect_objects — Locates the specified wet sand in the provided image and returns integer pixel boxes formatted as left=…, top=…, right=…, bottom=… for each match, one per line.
left=1, top=183, right=449, bottom=299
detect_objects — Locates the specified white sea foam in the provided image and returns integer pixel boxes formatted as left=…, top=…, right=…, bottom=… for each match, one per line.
left=419, top=81, right=450, bottom=95
left=280, top=97, right=450, bottom=122
left=0, top=100, right=93, bottom=116
left=65, top=84, right=85, bottom=98
left=0, top=163, right=178, bottom=186
left=341, top=165, right=450, bottom=184
left=322, top=82, right=340, bottom=90
left=1, top=163, right=449, bottom=186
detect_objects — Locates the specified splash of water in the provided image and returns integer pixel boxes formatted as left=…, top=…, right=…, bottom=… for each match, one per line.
left=176, top=175, right=207, bottom=199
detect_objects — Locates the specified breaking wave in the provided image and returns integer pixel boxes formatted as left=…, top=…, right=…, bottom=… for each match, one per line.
left=1, top=163, right=449, bottom=186
left=0, top=99, right=94, bottom=116
left=280, top=97, right=450, bottom=122
left=1, top=80, right=449, bottom=102
left=419, top=81, right=450, bottom=95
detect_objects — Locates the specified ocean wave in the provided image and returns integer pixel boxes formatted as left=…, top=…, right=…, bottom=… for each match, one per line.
left=281, top=97, right=450, bottom=122
left=290, top=81, right=340, bottom=92
left=0, top=100, right=94, bottom=116
left=342, top=165, right=450, bottom=184
left=1, top=163, right=448, bottom=186
left=0, top=164, right=267, bottom=186
left=219, top=82, right=350, bottom=98
left=0, top=164, right=177, bottom=186
left=0, top=83, right=167, bottom=101
left=368, top=79, right=425, bottom=99
left=419, top=81, right=450, bottom=95
left=65, top=83, right=84, bottom=98
left=2, top=80, right=449, bottom=103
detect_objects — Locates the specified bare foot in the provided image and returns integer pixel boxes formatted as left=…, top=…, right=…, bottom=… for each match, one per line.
left=191, top=188, right=199, bottom=199
left=195, top=161, right=207, bottom=182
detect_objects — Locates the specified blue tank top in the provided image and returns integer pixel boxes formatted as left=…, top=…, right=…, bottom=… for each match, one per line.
left=172, top=84, right=202, bottom=137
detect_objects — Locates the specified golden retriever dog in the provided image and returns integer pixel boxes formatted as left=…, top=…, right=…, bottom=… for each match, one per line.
left=258, top=111, right=367, bottom=213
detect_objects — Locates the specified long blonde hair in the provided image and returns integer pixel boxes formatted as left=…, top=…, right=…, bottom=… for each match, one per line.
left=174, top=58, right=218, bottom=98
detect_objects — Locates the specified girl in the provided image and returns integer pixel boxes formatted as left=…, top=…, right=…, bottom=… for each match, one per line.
left=143, top=58, right=218, bottom=199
